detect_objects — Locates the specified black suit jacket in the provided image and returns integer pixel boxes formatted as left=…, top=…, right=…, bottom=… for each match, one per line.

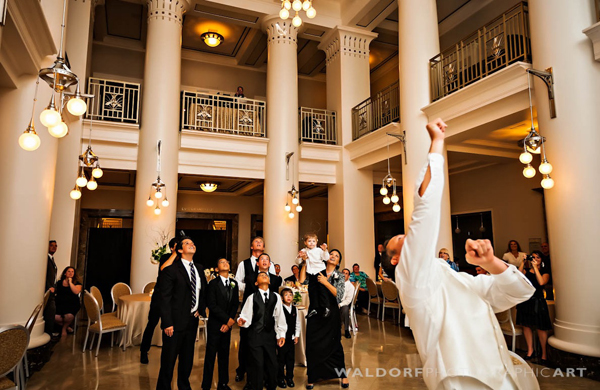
left=160, top=258, right=208, bottom=331
left=46, top=255, right=57, bottom=291
left=206, top=277, right=239, bottom=330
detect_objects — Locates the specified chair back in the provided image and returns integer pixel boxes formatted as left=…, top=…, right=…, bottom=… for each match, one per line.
left=25, top=304, right=43, bottom=335
left=496, top=309, right=510, bottom=324
left=0, top=325, right=29, bottom=378
left=90, top=286, right=104, bottom=313
left=143, top=282, right=156, bottom=294
left=351, top=282, right=360, bottom=306
left=365, top=277, right=378, bottom=299
left=111, top=282, right=132, bottom=310
left=381, top=280, right=399, bottom=302
left=83, top=291, right=101, bottom=325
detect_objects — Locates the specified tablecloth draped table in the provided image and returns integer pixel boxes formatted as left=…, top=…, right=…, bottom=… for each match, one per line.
left=295, top=307, right=308, bottom=366
left=117, top=293, right=162, bottom=348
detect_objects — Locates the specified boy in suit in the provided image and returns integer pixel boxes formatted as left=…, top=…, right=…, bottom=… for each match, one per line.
left=277, top=288, right=300, bottom=388
left=157, top=237, right=208, bottom=390
left=238, top=272, right=287, bottom=390
left=202, top=258, right=239, bottom=390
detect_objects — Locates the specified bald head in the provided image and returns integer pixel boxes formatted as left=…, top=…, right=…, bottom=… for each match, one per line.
left=381, top=235, right=405, bottom=278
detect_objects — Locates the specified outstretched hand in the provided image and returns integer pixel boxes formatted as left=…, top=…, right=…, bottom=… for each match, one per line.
left=465, top=239, right=495, bottom=266
left=426, top=118, right=447, bottom=142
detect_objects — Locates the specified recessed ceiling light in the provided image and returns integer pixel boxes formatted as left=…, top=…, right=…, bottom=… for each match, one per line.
left=200, top=182, right=218, bottom=192
left=201, top=31, right=223, bottom=47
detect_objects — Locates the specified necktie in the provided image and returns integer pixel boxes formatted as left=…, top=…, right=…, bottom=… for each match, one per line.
left=225, top=279, right=229, bottom=288
left=263, top=292, right=268, bottom=303
left=190, top=263, right=197, bottom=311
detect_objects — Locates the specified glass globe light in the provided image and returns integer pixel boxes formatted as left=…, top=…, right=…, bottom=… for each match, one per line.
left=76, top=170, right=88, bottom=187
left=288, top=212, right=295, bottom=219
left=306, top=6, right=316, bottom=18
left=539, top=161, right=553, bottom=175
left=292, top=14, right=302, bottom=27
left=279, top=8, right=290, bottom=19
left=382, top=196, right=391, bottom=205
left=285, top=203, right=291, bottom=212
left=48, top=122, right=68, bottom=138
left=296, top=205, right=303, bottom=212
left=70, top=187, right=82, bottom=200
left=155, top=190, right=163, bottom=199
left=154, top=206, right=161, bottom=215
left=302, top=0, right=311, bottom=11
left=379, top=186, right=388, bottom=196
left=523, top=164, right=536, bottom=178
left=283, top=0, right=291, bottom=9
left=92, top=166, right=103, bottom=178
left=19, top=129, right=41, bottom=151
left=86, top=177, right=98, bottom=190
left=390, top=193, right=399, bottom=203
left=40, top=108, right=61, bottom=128
left=146, top=198, right=154, bottom=207
left=519, top=151, right=533, bottom=164
left=292, top=196, right=299, bottom=205
left=392, top=203, right=401, bottom=213
left=67, top=97, right=87, bottom=116
left=541, top=175, right=555, bottom=189
left=162, top=198, right=169, bottom=207
left=292, top=0, right=302, bottom=11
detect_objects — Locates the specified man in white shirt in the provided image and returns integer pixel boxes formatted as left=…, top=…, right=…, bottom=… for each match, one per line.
left=386, top=119, right=535, bottom=390
left=339, top=268, right=355, bottom=339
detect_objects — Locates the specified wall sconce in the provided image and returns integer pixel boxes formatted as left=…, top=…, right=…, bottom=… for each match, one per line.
left=146, top=140, right=169, bottom=214
left=285, top=152, right=302, bottom=218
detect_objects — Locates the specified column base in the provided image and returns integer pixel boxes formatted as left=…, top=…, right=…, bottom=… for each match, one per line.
left=28, top=321, right=51, bottom=349
left=547, top=342, right=600, bottom=381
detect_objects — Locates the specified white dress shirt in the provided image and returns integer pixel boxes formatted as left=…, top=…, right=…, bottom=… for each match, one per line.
left=502, top=252, right=527, bottom=268
left=283, top=303, right=302, bottom=339
left=181, top=259, right=202, bottom=313
left=296, top=247, right=329, bottom=274
left=239, top=288, right=287, bottom=339
left=219, top=275, right=231, bottom=287
left=395, top=153, right=535, bottom=390
left=235, top=256, right=276, bottom=292
left=339, top=280, right=355, bottom=308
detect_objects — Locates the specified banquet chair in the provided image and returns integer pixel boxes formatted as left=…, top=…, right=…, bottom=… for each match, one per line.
left=90, top=286, right=106, bottom=315
left=365, top=278, right=381, bottom=318
left=143, top=282, right=156, bottom=294
left=111, top=282, right=132, bottom=312
left=380, top=281, right=403, bottom=324
left=349, top=282, right=360, bottom=334
left=0, top=325, right=29, bottom=390
left=22, top=304, right=43, bottom=378
left=509, top=351, right=540, bottom=389
left=196, top=315, right=208, bottom=342
left=496, top=307, right=523, bottom=352
left=82, top=291, right=127, bottom=357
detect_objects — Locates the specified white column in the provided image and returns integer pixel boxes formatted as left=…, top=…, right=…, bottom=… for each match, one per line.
left=49, top=0, right=95, bottom=273
left=319, top=26, right=377, bottom=274
left=130, top=0, right=188, bottom=292
left=398, top=0, right=453, bottom=254
left=262, top=17, right=300, bottom=272
left=529, top=0, right=600, bottom=357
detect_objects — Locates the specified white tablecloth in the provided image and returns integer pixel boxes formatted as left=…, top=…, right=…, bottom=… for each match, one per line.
left=117, top=293, right=162, bottom=348
left=295, top=308, right=307, bottom=366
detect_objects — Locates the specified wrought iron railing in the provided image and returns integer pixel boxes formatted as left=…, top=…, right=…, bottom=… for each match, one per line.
left=351, top=80, right=400, bottom=141
left=86, top=78, right=141, bottom=124
left=430, top=2, right=531, bottom=102
left=299, top=107, right=337, bottom=145
left=181, top=91, right=266, bottom=137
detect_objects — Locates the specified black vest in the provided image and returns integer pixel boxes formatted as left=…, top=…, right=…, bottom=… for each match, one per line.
left=282, top=305, right=297, bottom=340
left=243, top=258, right=259, bottom=303
left=251, top=291, right=276, bottom=334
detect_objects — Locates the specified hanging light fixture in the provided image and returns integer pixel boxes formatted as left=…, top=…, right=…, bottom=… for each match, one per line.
left=279, top=0, right=316, bottom=26
left=19, top=78, right=42, bottom=151
left=71, top=106, right=102, bottom=199
left=285, top=152, right=302, bottom=218
left=201, top=31, right=224, bottom=48
left=454, top=216, right=461, bottom=234
left=200, top=182, right=218, bottom=192
left=147, top=140, right=169, bottom=215
left=479, top=213, right=486, bottom=233
left=380, top=141, right=401, bottom=212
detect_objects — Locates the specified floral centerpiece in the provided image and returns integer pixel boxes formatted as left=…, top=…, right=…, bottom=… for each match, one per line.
left=293, top=291, right=302, bottom=306
left=150, top=228, right=172, bottom=265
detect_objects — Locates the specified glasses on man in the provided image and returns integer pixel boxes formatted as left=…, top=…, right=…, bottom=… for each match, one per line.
left=439, top=252, right=449, bottom=256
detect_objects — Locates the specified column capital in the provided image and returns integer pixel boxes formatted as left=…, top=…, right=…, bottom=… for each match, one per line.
left=146, top=0, right=190, bottom=26
left=262, top=15, right=299, bottom=45
left=318, top=26, right=378, bottom=65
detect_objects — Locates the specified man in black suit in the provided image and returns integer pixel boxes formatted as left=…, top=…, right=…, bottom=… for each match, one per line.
left=374, top=244, right=384, bottom=281
left=202, top=258, right=239, bottom=390
left=157, top=236, right=207, bottom=390
left=44, top=240, right=58, bottom=335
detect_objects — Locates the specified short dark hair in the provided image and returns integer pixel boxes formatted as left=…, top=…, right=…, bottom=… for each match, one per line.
left=49, top=240, right=57, bottom=245
left=342, top=268, right=350, bottom=274
left=257, top=271, right=270, bottom=279
left=281, top=288, right=293, bottom=297
left=258, top=253, right=271, bottom=263
left=168, top=238, right=178, bottom=249
left=176, top=236, right=193, bottom=256
left=291, top=265, right=299, bottom=271
left=237, top=86, right=243, bottom=90
left=275, top=263, right=280, bottom=267
left=352, top=263, right=360, bottom=269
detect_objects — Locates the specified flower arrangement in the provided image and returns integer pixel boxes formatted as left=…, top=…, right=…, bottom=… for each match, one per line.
left=150, top=228, right=172, bottom=265
left=293, top=291, right=302, bottom=305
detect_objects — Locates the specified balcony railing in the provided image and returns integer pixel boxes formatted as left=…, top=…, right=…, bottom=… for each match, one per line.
left=430, top=2, right=531, bottom=102
left=181, top=91, right=266, bottom=137
left=299, top=107, right=337, bottom=145
left=351, top=80, right=400, bottom=141
left=86, top=77, right=141, bottom=124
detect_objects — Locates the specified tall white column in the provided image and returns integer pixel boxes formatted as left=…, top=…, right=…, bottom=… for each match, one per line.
left=130, top=0, right=188, bottom=292
left=398, top=0, right=453, bottom=254
left=49, top=0, right=95, bottom=273
left=319, top=26, right=377, bottom=274
left=262, top=17, right=299, bottom=271
left=529, top=0, right=600, bottom=357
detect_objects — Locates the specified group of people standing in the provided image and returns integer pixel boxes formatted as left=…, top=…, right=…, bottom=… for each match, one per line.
left=141, top=234, right=349, bottom=390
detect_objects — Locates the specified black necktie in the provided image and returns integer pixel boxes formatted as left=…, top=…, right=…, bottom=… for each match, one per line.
left=190, top=263, right=197, bottom=311
left=263, top=292, right=268, bottom=303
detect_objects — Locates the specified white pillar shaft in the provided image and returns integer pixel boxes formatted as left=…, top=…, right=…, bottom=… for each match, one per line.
left=130, top=1, right=186, bottom=292
left=529, top=0, right=600, bottom=357
left=398, top=0, right=453, bottom=254
left=263, top=18, right=299, bottom=271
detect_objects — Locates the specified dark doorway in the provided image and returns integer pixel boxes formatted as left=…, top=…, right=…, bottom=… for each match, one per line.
left=452, top=211, right=494, bottom=270
left=176, top=216, right=235, bottom=270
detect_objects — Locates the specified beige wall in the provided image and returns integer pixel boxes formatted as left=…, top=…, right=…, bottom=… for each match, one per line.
left=449, top=160, right=546, bottom=257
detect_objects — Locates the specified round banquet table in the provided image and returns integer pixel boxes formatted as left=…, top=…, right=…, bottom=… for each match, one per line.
left=295, top=307, right=308, bottom=366
left=117, top=293, right=162, bottom=348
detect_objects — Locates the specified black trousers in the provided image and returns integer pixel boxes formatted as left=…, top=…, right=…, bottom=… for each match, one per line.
left=277, top=339, right=295, bottom=381
left=308, top=271, right=330, bottom=312
left=202, top=324, right=232, bottom=389
left=140, top=299, right=160, bottom=354
left=43, top=294, right=56, bottom=335
left=356, top=290, right=369, bottom=311
left=248, top=333, right=277, bottom=390
left=236, top=327, right=248, bottom=377
left=156, top=317, right=198, bottom=390
left=340, top=305, right=351, bottom=332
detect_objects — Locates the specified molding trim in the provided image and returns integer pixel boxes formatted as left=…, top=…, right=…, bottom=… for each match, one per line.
left=318, top=25, right=378, bottom=64
left=147, top=0, right=190, bottom=26
left=583, top=21, right=600, bottom=62
left=263, top=17, right=299, bottom=45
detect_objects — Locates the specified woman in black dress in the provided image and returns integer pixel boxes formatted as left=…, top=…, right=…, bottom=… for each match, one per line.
left=299, top=249, right=349, bottom=389
left=54, top=266, right=82, bottom=337
left=516, top=251, right=552, bottom=364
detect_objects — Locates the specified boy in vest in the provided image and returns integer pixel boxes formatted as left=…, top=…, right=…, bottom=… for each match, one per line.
left=277, top=288, right=301, bottom=388
left=238, top=272, right=287, bottom=390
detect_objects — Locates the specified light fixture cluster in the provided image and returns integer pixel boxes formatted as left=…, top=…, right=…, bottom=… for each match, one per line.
left=380, top=174, right=401, bottom=213
left=146, top=141, right=169, bottom=215
left=19, top=0, right=92, bottom=151
left=279, top=0, right=316, bottom=27
left=70, top=100, right=102, bottom=200
left=285, top=185, right=302, bottom=219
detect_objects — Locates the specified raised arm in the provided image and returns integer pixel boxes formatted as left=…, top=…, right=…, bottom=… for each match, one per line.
left=235, top=262, right=246, bottom=292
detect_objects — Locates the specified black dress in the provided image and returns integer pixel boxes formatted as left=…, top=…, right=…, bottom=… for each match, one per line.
left=55, top=280, right=81, bottom=316
left=306, top=270, right=347, bottom=383
left=516, top=266, right=552, bottom=330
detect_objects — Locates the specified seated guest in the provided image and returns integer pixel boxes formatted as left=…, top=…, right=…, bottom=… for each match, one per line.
left=439, top=248, right=459, bottom=272
left=54, top=266, right=82, bottom=337
left=349, top=264, right=369, bottom=314
left=234, top=86, right=245, bottom=98
left=284, top=265, right=301, bottom=284
left=277, top=288, right=301, bottom=388
left=502, top=239, right=527, bottom=267
left=339, top=268, right=355, bottom=339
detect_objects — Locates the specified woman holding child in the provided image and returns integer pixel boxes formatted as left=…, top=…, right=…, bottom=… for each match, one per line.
left=299, top=248, right=349, bottom=389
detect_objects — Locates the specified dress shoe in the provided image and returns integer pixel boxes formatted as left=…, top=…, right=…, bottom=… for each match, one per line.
left=524, top=353, right=534, bottom=361
left=323, top=308, right=331, bottom=318
left=305, top=385, right=314, bottom=390
left=540, top=359, right=550, bottom=366
left=278, top=380, right=287, bottom=388
left=235, top=374, right=244, bottom=382
left=306, top=309, right=318, bottom=318
left=140, top=352, right=149, bottom=364
left=286, top=379, right=295, bottom=388
left=341, top=381, right=349, bottom=388
left=344, top=330, right=351, bottom=339
left=217, top=384, right=232, bottom=390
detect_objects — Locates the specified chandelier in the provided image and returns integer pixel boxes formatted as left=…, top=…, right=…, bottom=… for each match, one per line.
left=285, top=152, right=302, bottom=218
left=146, top=140, right=170, bottom=215
left=70, top=109, right=103, bottom=200
left=279, top=0, right=316, bottom=27
left=380, top=142, right=401, bottom=212
left=19, top=0, right=92, bottom=150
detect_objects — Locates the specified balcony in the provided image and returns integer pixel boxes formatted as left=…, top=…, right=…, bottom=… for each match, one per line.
left=430, top=2, right=531, bottom=102
left=299, top=107, right=337, bottom=145
left=86, top=77, right=141, bottom=124
left=351, top=81, right=399, bottom=141
left=181, top=91, right=266, bottom=137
